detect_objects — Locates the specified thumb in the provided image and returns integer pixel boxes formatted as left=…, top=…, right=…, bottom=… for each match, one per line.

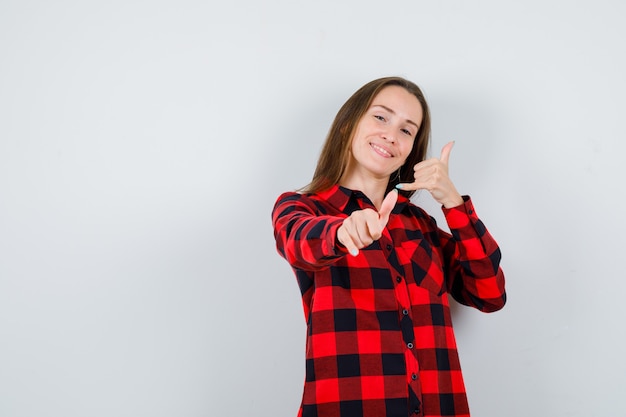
left=378, top=189, right=398, bottom=225
left=440, top=141, right=455, bottom=165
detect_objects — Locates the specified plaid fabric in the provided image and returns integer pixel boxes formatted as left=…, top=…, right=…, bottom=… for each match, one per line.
left=272, top=185, right=506, bottom=417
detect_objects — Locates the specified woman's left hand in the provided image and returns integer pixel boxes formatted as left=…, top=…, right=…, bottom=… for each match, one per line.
left=397, top=141, right=464, bottom=208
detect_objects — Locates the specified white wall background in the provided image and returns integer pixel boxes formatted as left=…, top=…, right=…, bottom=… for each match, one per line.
left=1, top=1, right=625, bottom=416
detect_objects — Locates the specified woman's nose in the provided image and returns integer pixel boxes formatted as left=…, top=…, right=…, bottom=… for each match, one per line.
left=382, top=128, right=396, bottom=143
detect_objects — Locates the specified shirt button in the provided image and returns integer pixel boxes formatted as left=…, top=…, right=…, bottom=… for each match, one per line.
left=407, top=342, right=414, bottom=349
left=411, top=373, right=418, bottom=380
left=386, top=244, right=393, bottom=251
left=396, top=276, right=402, bottom=283
left=402, top=309, right=409, bottom=316
left=414, top=407, right=420, bottom=414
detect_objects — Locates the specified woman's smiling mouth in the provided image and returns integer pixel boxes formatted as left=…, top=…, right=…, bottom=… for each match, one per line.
left=370, top=142, right=393, bottom=158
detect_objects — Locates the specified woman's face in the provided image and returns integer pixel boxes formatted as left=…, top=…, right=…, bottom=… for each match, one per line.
left=346, top=85, right=423, bottom=181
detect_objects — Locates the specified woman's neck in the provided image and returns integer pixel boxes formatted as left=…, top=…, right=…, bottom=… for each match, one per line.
left=339, top=172, right=389, bottom=210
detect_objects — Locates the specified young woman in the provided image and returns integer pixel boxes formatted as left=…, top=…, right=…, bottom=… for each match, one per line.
left=272, top=76, right=506, bottom=417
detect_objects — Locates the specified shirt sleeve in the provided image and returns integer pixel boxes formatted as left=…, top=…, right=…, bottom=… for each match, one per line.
left=272, top=192, right=348, bottom=271
left=440, top=196, right=507, bottom=312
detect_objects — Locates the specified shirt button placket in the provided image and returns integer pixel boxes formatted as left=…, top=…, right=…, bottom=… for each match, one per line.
left=401, top=309, right=415, bottom=349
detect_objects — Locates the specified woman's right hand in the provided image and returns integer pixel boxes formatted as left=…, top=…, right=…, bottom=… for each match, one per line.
left=336, top=190, right=398, bottom=256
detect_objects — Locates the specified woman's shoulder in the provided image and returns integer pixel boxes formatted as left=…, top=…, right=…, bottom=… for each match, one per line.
left=402, top=199, right=430, bottom=217
left=273, top=190, right=319, bottom=211
left=273, top=188, right=341, bottom=218
left=274, top=190, right=315, bottom=205
left=401, top=200, right=440, bottom=228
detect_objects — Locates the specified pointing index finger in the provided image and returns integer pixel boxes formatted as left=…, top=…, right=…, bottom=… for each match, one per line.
left=395, top=181, right=419, bottom=191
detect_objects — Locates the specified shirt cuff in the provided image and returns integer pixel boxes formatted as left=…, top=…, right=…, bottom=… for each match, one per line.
left=442, top=195, right=479, bottom=230
left=325, top=218, right=350, bottom=257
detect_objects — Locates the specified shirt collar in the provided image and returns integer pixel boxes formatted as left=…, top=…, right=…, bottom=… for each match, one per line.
left=315, top=184, right=411, bottom=214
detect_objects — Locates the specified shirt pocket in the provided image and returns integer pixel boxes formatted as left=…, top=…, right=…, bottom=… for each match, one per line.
left=397, top=240, right=445, bottom=296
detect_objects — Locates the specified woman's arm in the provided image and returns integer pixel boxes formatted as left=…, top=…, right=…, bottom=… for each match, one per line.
left=440, top=197, right=507, bottom=312
left=272, top=192, right=347, bottom=271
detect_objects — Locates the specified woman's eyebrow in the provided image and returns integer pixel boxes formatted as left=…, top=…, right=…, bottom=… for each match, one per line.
left=371, top=104, right=420, bottom=129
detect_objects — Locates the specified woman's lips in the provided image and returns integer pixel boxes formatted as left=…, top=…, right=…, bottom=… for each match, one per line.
left=370, top=142, right=393, bottom=158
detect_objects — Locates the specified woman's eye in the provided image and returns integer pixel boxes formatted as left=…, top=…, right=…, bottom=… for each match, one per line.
left=401, top=128, right=412, bottom=136
left=374, top=115, right=385, bottom=121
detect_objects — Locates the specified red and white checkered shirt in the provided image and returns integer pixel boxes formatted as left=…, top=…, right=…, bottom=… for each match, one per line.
left=272, top=185, right=506, bottom=417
